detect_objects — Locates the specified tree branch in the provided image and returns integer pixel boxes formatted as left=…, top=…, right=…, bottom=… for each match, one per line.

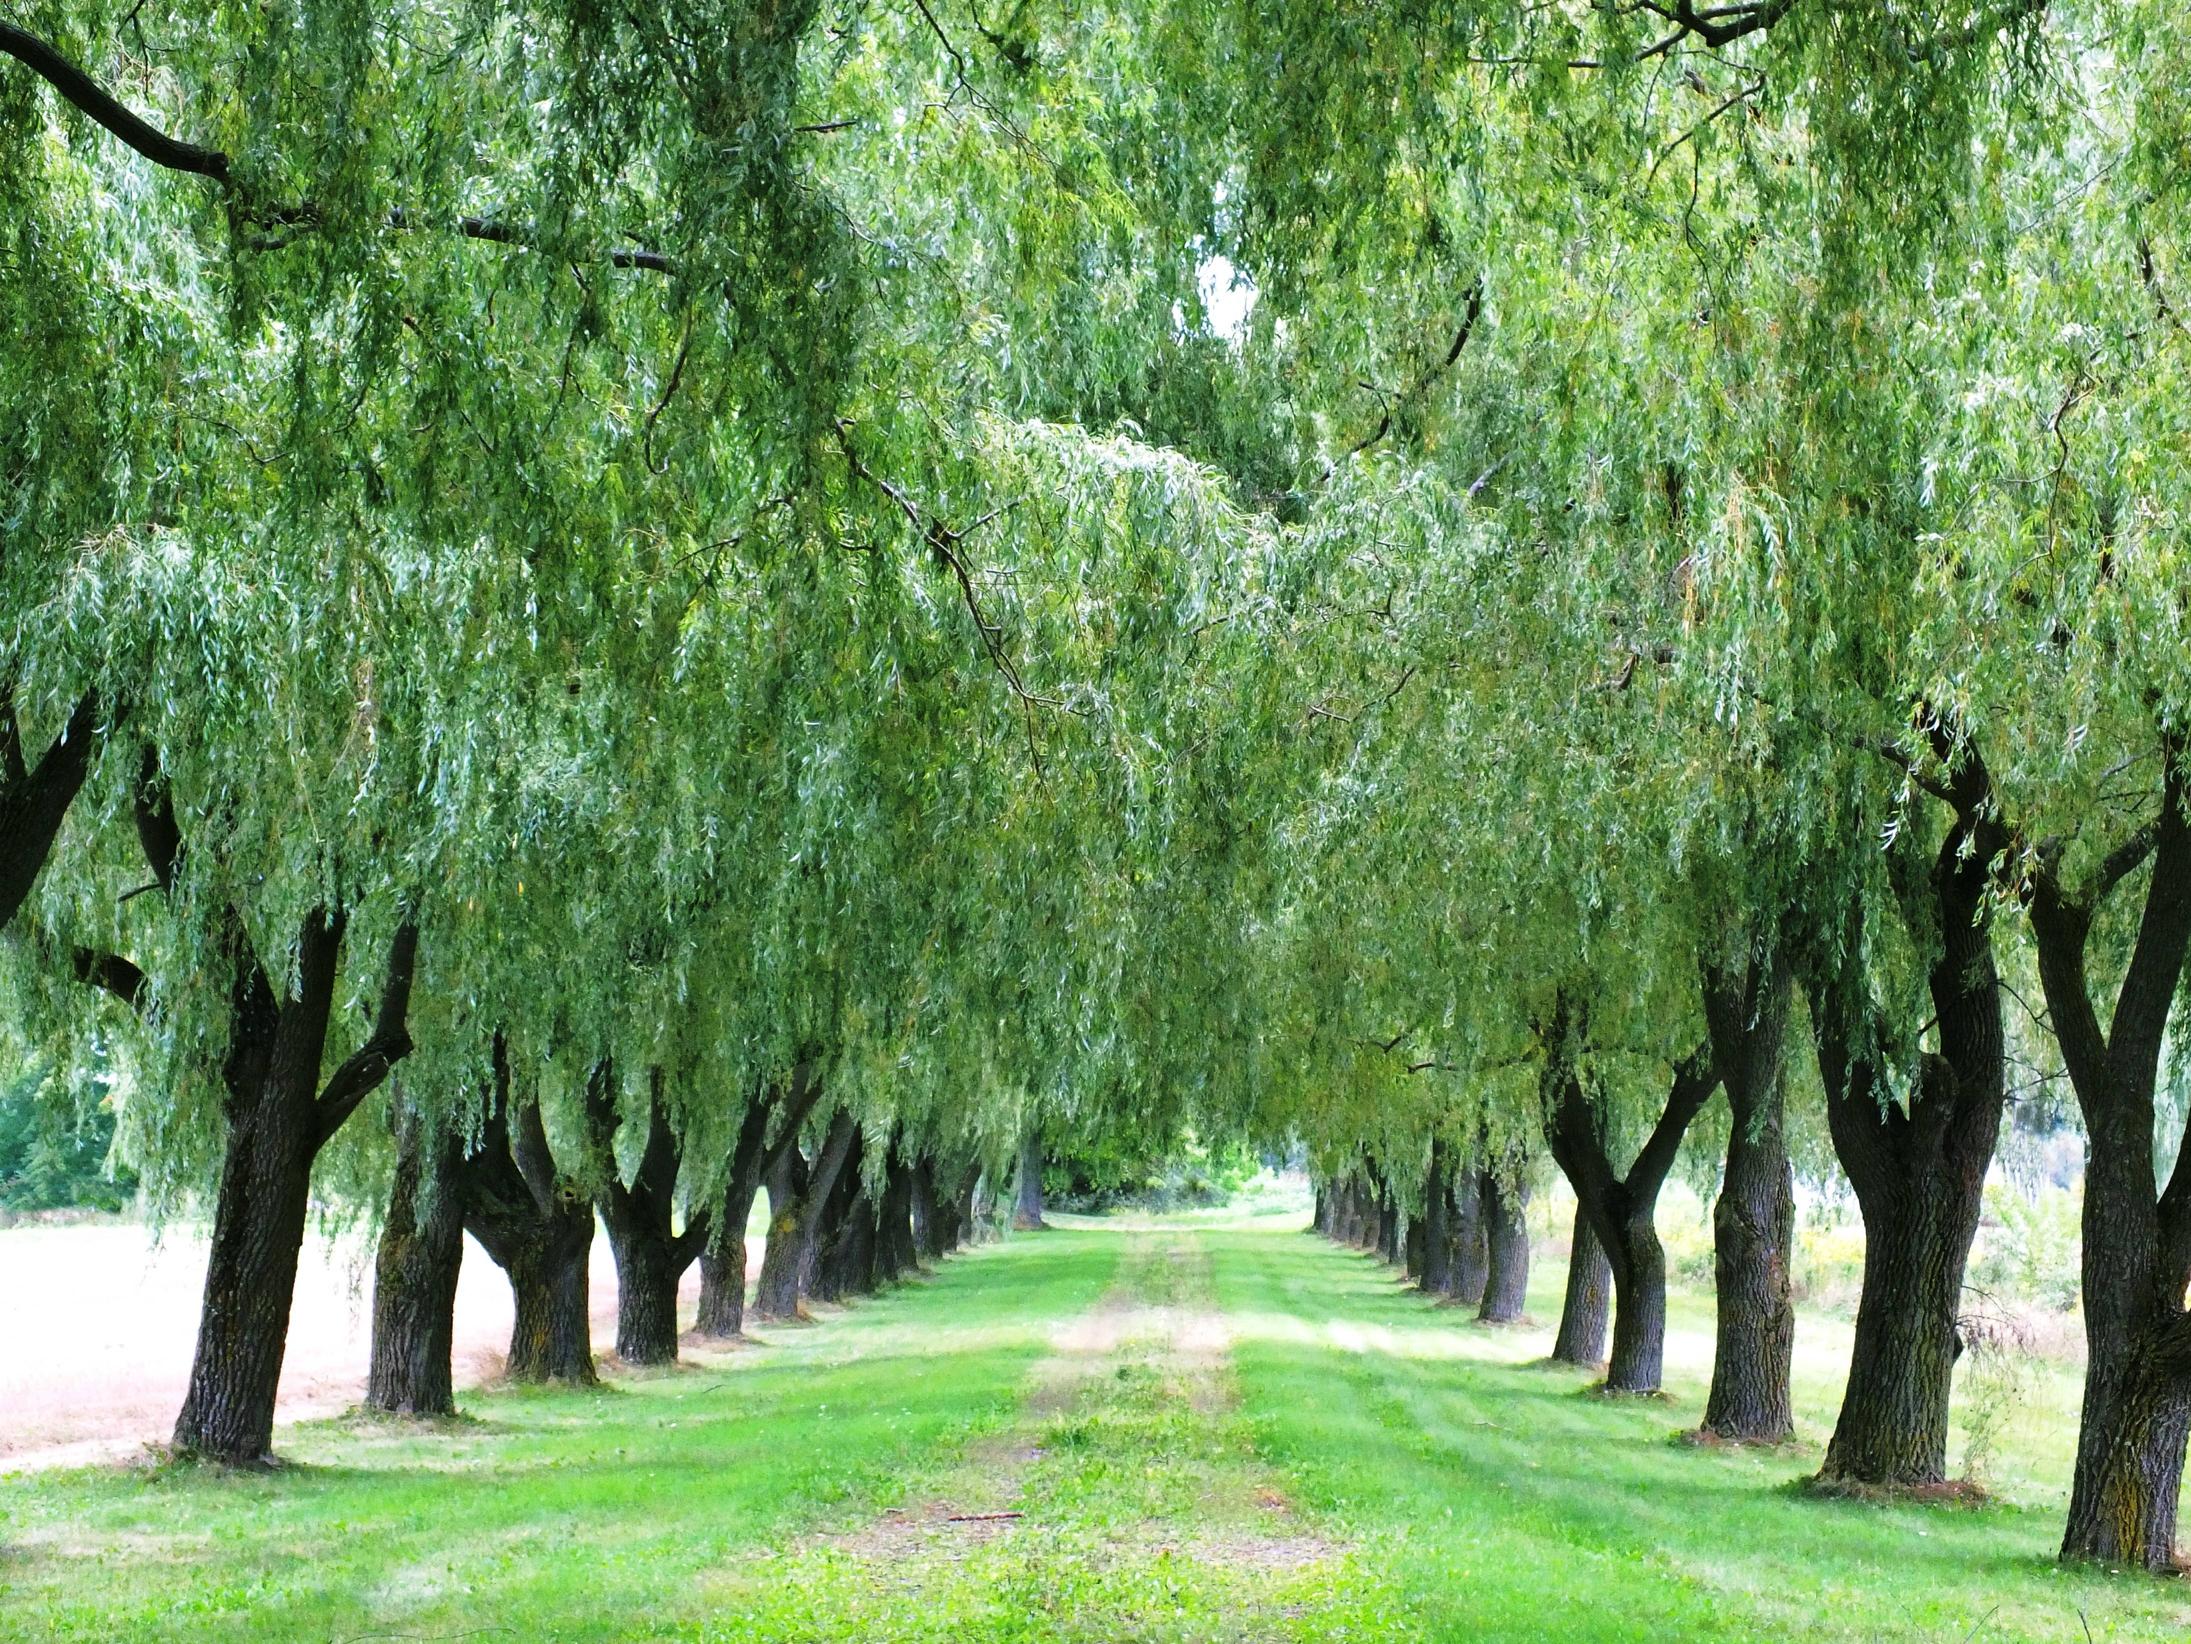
left=314, top=918, right=420, bottom=1144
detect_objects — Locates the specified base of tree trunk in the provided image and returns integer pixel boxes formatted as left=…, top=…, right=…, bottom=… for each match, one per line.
left=365, top=1113, right=464, bottom=1417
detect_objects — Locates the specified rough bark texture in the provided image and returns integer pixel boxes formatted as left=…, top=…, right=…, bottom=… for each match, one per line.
left=695, top=1071, right=823, bottom=1338
left=1551, top=1207, right=1611, bottom=1367
left=0, top=689, right=101, bottom=934
left=1795, top=741, right=2011, bottom=1488
left=587, top=1066, right=707, bottom=1365
left=1013, top=1127, right=1047, bottom=1229
left=1478, top=1170, right=1531, bottom=1324
left=171, top=899, right=420, bottom=1462
left=2034, top=743, right=2191, bottom=1569
left=366, top=1098, right=465, bottom=1417
left=1700, top=952, right=1797, bottom=1443
left=1542, top=1007, right=1718, bottom=1396
left=1447, top=1169, right=1489, bottom=1308
left=462, top=1041, right=597, bottom=1386
left=751, top=1106, right=859, bottom=1320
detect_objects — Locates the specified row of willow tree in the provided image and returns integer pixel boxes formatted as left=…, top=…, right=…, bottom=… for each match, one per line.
left=6, top=0, right=2191, bottom=1577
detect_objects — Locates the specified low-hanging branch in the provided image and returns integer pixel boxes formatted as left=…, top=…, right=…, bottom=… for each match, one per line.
left=0, top=23, right=671, bottom=273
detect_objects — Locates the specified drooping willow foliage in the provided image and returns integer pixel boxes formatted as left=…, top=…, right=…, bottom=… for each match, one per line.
left=7, top=0, right=2191, bottom=1568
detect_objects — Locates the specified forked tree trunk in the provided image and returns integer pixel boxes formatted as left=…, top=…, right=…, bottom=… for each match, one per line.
left=695, top=1071, right=824, bottom=1338
left=1014, top=1127, right=1046, bottom=1230
left=170, top=903, right=420, bottom=1462
left=1478, top=1170, right=1530, bottom=1324
left=2033, top=745, right=2191, bottom=1569
left=462, top=1042, right=598, bottom=1387
left=1551, top=1208, right=1611, bottom=1367
left=1701, top=953, right=1796, bottom=1443
left=588, top=1067, right=707, bottom=1366
left=752, top=1108, right=859, bottom=1320
left=366, top=1098, right=465, bottom=1417
left=1542, top=1006, right=1718, bottom=1397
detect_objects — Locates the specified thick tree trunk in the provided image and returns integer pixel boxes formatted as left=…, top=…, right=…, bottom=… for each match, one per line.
left=752, top=1107, right=859, bottom=1320
left=1700, top=952, right=1796, bottom=1443
left=1313, top=1183, right=1330, bottom=1237
left=1447, top=1169, right=1489, bottom=1306
left=504, top=1234, right=597, bottom=1384
left=0, top=690, right=102, bottom=934
left=1805, top=748, right=2010, bottom=1488
left=877, top=1150, right=919, bottom=1280
left=1402, top=1208, right=1426, bottom=1282
left=910, top=1155, right=942, bottom=1260
left=1376, top=1179, right=1401, bottom=1264
left=1551, top=1207, right=1610, bottom=1367
left=462, top=1043, right=598, bottom=1386
left=1604, top=1219, right=1672, bottom=1394
left=1014, top=1127, right=1046, bottom=1230
left=366, top=1100, right=465, bottom=1417
left=172, top=908, right=419, bottom=1462
left=694, top=1072, right=824, bottom=1338
left=1478, top=1170, right=1530, bottom=1324
left=813, top=1182, right=877, bottom=1302
left=588, top=1068, right=706, bottom=1366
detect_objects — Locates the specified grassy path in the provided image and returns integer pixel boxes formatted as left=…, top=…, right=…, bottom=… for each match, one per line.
left=7, top=1214, right=2191, bottom=1641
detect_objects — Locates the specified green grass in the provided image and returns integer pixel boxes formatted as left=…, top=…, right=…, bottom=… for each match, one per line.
left=5, top=1212, right=2189, bottom=1641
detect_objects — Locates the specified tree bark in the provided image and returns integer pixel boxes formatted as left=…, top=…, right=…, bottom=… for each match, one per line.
left=876, top=1147, right=920, bottom=1281
left=1418, top=1148, right=1451, bottom=1293
left=587, top=1066, right=707, bottom=1366
left=1478, top=1169, right=1531, bottom=1324
left=462, top=1040, right=597, bottom=1386
left=910, top=1154, right=942, bottom=1260
left=751, top=1106, right=859, bottom=1320
left=2032, top=741, right=2191, bottom=1569
left=1446, top=1168, right=1489, bottom=1307
left=171, top=905, right=420, bottom=1462
left=1700, top=951, right=1796, bottom=1443
left=695, top=1070, right=824, bottom=1338
left=0, top=689, right=102, bottom=934
left=1551, top=1206, right=1611, bottom=1367
left=366, top=1095, right=465, bottom=1417
left=1376, top=1176, right=1401, bottom=1264
left=1542, top=1004, right=1718, bottom=1395
left=1013, top=1126, right=1046, bottom=1229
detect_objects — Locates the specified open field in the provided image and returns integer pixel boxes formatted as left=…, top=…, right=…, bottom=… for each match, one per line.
left=3, top=1209, right=2183, bottom=1642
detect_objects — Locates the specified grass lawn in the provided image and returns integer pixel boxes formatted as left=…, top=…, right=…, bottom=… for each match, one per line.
left=5, top=1208, right=2188, bottom=1641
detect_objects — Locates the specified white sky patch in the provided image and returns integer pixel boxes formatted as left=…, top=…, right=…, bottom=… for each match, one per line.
left=1198, top=255, right=1258, bottom=342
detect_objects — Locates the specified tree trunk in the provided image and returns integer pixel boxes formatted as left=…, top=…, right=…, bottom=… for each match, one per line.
left=1551, top=1207, right=1611, bottom=1367
left=462, top=1042, right=598, bottom=1386
left=877, top=1150, right=919, bottom=1280
left=1376, top=1179, right=1401, bottom=1264
left=1700, top=951, right=1796, bottom=1443
left=505, top=1233, right=596, bottom=1384
left=694, top=1071, right=824, bottom=1338
left=366, top=1098, right=465, bottom=1417
left=1014, top=1127, right=1046, bottom=1230
left=1313, top=1183, right=1330, bottom=1237
left=587, top=1067, right=706, bottom=1366
left=1403, top=1206, right=1426, bottom=1282
left=171, top=907, right=419, bottom=1461
left=1542, top=1006, right=1718, bottom=1397
left=1418, top=1149, right=1451, bottom=1293
left=1478, top=1170, right=1530, bottom=1324
left=752, top=1107, right=859, bottom=1320
left=1447, top=1169, right=1489, bottom=1307
left=910, top=1155, right=942, bottom=1260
